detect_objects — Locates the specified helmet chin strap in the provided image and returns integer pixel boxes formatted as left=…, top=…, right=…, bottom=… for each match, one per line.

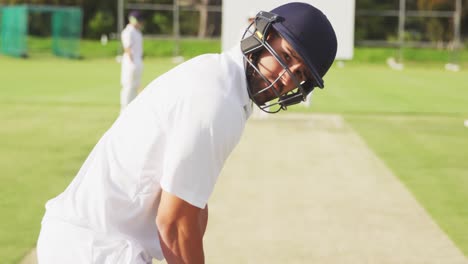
left=240, top=11, right=316, bottom=114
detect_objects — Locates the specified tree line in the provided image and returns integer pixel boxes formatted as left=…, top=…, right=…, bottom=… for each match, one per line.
left=356, top=0, right=467, bottom=45
left=0, top=0, right=222, bottom=39
left=0, top=0, right=466, bottom=45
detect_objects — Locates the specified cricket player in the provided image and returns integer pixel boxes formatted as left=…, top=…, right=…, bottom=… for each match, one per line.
left=37, top=2, right=337, bottom=263
left=120, top=11, right=144, bottom=111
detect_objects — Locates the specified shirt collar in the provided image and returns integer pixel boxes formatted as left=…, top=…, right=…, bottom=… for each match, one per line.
left=225, top=45, right=252, bottom=119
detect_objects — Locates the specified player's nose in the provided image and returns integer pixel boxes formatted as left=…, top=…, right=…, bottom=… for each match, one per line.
left=280, top=64, right=302, bottom=92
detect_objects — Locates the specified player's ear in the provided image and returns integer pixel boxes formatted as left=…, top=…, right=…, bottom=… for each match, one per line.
left=266, top=30, right=278, bottom=41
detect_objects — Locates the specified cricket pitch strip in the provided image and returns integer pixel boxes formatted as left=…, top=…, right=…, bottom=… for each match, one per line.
left=203, top=113, right=467, bottom=264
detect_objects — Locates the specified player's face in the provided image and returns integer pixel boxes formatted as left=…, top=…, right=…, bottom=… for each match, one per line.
left=248, top=34, right=309, bottom=105
left=137, top=21, right=144, bottom=30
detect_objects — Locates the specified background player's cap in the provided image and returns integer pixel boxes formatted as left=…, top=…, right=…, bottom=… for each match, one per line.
left=270, top=2, right=337, bottom=88
left=129, top=10, right=144, bottom=22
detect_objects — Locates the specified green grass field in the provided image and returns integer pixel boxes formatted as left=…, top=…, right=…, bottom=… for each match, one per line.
left=303, top=62, right=468, bottom=255
left=0, top=42, right=467, bottom=263
left=297, top=62, right=468, bottom=256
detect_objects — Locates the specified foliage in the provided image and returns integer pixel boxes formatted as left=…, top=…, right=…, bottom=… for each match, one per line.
left=28, top=12, right=51, bottom=36
left=355, top=15, right=399, bottom=41
left=80, top=0, right=116, bottom=38
left=355, top=0, right=468, bottom=45
left=179, top=10, right=199, bottom=36
left=1, top=0, right=466, bottom=43
left=150, top=12, right=172, bottom=35
left=87, top=10, right=114, bottom=39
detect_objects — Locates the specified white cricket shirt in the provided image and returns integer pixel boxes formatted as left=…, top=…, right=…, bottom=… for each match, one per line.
left=121, top=24, right=143, bottom=65
left=121, top=24, right=144, bottom=89
left=43, top=45, right=252, bottom=260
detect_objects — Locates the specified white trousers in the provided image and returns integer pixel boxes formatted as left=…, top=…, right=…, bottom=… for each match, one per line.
left=120, top=59, right=143, bottom=111
left=37, top=215, right=152, bottom=264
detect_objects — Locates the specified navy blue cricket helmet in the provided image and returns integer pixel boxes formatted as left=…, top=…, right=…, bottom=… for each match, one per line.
left=271, top=2, right=337, bottom=88
left=241, top=2, right=337, bottom=112
left=129, top=10, right=144, bottom=22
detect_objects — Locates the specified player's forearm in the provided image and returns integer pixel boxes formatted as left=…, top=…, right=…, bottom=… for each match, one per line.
left=124, top=47, right=134, bottom=62
left=199, top=205, right=208, bottom=236
left=157, top=221, right=205, bottom=264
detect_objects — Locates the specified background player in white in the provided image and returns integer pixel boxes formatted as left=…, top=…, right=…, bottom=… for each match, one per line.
left=37, top=2, right=337, bottom=263
left=120, top=11, right=144, bottom=112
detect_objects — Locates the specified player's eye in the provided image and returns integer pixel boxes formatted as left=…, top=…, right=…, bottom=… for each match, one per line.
left=283, top=52, right=291, bottom=62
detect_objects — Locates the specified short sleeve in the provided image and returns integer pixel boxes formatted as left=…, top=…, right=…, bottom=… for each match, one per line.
left=160, top=95, right=244, bottom=208
left=121, top=28, right=132, bottom=49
